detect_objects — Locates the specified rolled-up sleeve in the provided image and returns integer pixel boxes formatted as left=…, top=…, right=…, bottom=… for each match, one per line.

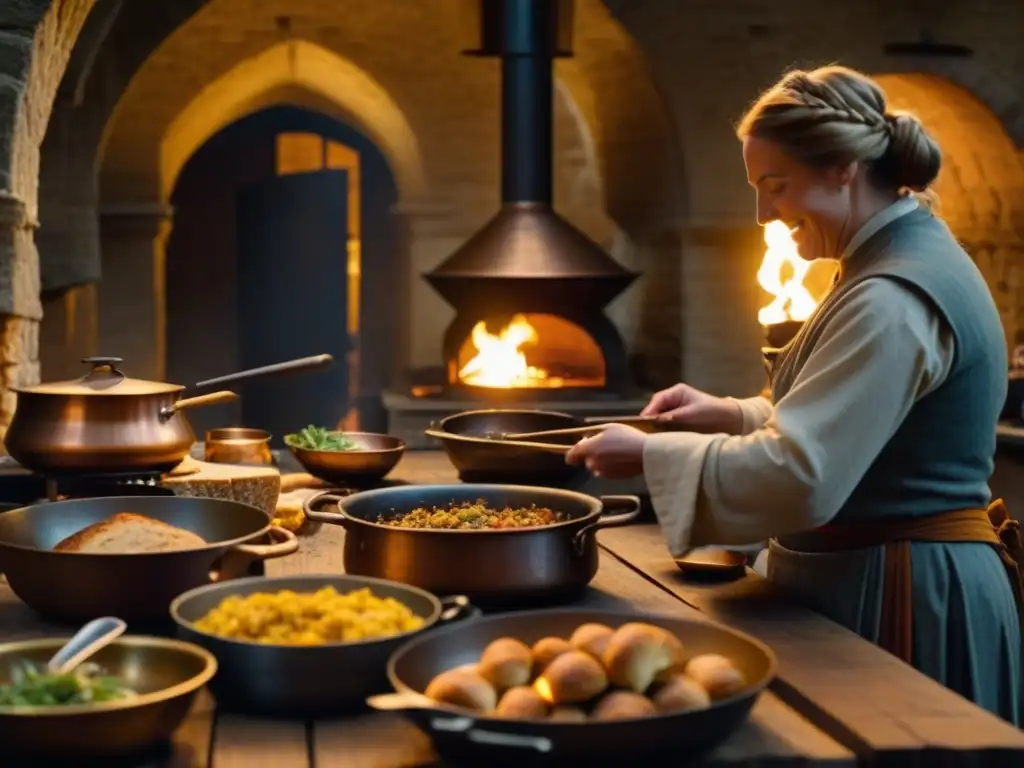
left=642, top=278, right=954, bottom=557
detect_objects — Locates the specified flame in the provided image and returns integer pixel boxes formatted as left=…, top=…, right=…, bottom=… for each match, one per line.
left=458, top=314, right=554, bottom=388
left=756, top=221, right=818, bottom=325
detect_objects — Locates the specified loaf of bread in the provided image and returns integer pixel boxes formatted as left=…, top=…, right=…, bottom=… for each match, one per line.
left=161, top=459, right=281, bottom=515
left=54, top=512, right=207, bottom=553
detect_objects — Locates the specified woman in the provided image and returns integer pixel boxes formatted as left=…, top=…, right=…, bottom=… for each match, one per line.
left=566, top=65, right=1023, bottom=724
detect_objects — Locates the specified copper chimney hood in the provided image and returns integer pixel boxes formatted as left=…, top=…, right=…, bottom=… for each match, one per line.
left=424, top=0, right=639, bottom=316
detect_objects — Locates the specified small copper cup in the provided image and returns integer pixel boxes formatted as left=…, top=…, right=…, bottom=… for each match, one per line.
left=204, top=428, right=274, bottom=466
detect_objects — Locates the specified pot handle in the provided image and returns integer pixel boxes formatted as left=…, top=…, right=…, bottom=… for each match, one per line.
left=437, top=595, right=480, bottom=624
left=572, top=495, right=641, bottom=556
left=210, top=526, right=299, bottom=583
left=160, top=390, right=239, bottom=421
left=302, top=491, right=350, bottom=526
left=231, top=525, right=299, bottom=559
left=365, top=694, right=553, bottom=753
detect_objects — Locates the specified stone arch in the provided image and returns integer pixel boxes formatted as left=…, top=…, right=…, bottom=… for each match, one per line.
left=874, top=72, right=1024, bottom=346
left=157, top=40, right=427, bottom=204
left=874, top=58, right=1024, bottom=150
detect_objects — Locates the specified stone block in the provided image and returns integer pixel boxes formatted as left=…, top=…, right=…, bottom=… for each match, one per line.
left=0, top=0, right=53, bottom=35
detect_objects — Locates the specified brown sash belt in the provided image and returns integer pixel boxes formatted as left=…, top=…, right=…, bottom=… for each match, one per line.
left=803, top=500, right=1024, bottom=664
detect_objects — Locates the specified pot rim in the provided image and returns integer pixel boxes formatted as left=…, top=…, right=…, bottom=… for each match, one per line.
left=0, top=496, right=274, bottom=557
left=169, top=573, right=447, bottom=650
left=439, top=408, right=579, bottom=425
left=335, top=483, right=605, bottom=536
left=0, top=635, right=216, bottom=717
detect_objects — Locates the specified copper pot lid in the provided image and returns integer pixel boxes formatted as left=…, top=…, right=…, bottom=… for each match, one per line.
left=14, top=357, right=184, bottom=396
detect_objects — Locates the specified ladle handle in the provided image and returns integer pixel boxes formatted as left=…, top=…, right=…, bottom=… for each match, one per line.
left=47, top=617, right=127, bottom=676
left=161, top=390, right=238, bottom=420
left=423, top=429, right=571, bottom=455
left=194, top=354, right=334, bottom=389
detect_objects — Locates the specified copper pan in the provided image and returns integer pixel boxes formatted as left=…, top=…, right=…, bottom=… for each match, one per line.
left=4, top=354, right=333, bottom=475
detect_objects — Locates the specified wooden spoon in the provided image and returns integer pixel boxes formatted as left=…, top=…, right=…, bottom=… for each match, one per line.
left=424, top=429, right=572, bottom=455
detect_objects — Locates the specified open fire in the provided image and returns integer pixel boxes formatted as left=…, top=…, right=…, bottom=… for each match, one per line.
left=458, top=315, right=555, bottom=389
left=756, top=221, right=817, bottom=325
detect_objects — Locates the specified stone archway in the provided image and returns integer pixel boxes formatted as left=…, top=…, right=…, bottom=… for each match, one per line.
left=96, top=37, right=428, bottom=381
left=875, top=73, right=1024, bottom=347
left=158, top=40, right=426, bottom=205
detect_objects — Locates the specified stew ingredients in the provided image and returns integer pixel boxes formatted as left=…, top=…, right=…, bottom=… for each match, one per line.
left=423, top=621, right=747, bottom=722
left=285, top=426, right=359, bottom=452
left=379, top=500, right=569, bottom=530
left=192, top=586, right=425, bottom=645
left=54, top=512, right=207, bottom=554
left=0, top=661, right=136, bottom=707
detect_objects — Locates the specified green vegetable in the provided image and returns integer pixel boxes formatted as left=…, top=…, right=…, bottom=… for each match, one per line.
left=285, top=425, right=360, bottom=452
left=0, top=661, right=137, bottom=707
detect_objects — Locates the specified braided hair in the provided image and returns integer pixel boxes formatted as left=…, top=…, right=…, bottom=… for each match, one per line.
left=736, top=65, right=941, bottom=194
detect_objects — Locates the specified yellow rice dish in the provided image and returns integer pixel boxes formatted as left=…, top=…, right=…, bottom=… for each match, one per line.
left=193, top=586, right=426, bottom=645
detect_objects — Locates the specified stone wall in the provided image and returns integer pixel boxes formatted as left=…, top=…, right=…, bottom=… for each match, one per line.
left=0, top=0, right=94, bottom=437
left=0, top=0, right=1022, bottom=439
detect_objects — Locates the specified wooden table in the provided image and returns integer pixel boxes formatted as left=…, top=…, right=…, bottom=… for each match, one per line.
left=2, top=451, right=1023, bottom=766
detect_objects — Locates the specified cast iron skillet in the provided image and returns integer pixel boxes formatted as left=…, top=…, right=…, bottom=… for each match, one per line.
left=171, top=574, right=478, bottom=717
left=369, top=607, right=777, bottom=765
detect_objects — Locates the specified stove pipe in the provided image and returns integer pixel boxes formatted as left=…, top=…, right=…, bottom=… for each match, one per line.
left=424, top=0, right=638, bottom=316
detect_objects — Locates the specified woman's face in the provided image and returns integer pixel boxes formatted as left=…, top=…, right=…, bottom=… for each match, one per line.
left=742, top=136, right=853, bottom=261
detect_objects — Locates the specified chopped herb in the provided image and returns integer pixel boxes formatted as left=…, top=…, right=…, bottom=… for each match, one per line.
left=0, top=661, right=136, bottom=707
left=285, top=425, right=360, bottom=452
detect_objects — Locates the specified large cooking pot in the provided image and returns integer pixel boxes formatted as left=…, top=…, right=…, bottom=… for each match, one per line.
left=304, top=485, right=641, bottom=607
left=371, top=608, right=777, bottom=765
left=170, top=574, right=477, bottom=717
left=4, top=354, right=332, bottom=474
left=0, top=495, right=298, bottom=624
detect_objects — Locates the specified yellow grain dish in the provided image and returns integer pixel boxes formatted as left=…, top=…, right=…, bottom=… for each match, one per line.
left=193, top=586, right=426, bottom=645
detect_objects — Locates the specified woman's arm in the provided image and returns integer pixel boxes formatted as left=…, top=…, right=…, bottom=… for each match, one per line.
left=728, top=396, right=773, bottom=435
left=642, top=277, right=955, bottom=557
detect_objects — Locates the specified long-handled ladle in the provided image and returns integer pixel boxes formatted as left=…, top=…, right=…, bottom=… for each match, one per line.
left=46, top=617, right=128, bottom=675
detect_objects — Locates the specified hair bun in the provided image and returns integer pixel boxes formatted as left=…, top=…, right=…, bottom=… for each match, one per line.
left=882, top=112, right=941, bottom=192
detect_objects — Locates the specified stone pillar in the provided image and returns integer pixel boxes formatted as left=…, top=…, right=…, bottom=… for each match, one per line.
left=681, top=221, right=767, bottom=398
left=98, top=204, right=173, bottom=382
left=0, top=192, right=42, bottom=437
left=389, top=201, right=463, bottom=378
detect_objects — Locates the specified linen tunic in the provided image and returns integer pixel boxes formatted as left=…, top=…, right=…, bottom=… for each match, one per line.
left=644, top=197, right=1021, bottom=723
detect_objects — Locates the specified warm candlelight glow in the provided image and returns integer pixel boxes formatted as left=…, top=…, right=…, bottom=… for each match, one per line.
left=756, top=221, right=818, bottom=325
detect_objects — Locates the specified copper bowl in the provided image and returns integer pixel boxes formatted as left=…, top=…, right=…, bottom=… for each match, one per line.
left=0, top=636, right=216, bottom=761
left=286, top=431, right=406, bottom=484
left=204, top=427, right=274, bottom=466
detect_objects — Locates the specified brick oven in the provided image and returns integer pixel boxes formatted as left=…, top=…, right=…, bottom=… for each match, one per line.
left=384, top=0, right=649, bottom=446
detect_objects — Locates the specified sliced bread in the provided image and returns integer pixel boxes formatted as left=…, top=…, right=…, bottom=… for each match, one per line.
left=54, top=512, right=207, bottom=554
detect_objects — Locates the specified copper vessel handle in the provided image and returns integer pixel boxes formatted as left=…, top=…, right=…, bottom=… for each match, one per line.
left=160, top=390, right=238, bottom=421
left=193, top=354, right=334, bottom=389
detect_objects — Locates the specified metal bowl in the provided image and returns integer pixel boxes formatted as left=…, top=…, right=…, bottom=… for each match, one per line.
left=286, top=432, right=406, bottom=485
left=170, top=573, right=475, bottom=717
left=432, top=409, right=586, bottom=485
left=0, top=496, right=298, bottom=625
left=0, top=636, right=216, bottom=761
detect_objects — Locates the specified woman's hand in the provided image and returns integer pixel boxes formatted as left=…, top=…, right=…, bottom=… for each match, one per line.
left=565, top=424, right=648, bottom=479
left=641, top=383, right=743, bottom=435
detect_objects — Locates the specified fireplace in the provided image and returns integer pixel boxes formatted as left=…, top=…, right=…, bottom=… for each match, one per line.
left=383, top=0, right=648, bottom=445
left=424, top=0, right=638, bottom=401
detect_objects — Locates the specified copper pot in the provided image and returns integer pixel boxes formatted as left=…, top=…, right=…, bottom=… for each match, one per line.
left=4, top=354, right=333, bottom=474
